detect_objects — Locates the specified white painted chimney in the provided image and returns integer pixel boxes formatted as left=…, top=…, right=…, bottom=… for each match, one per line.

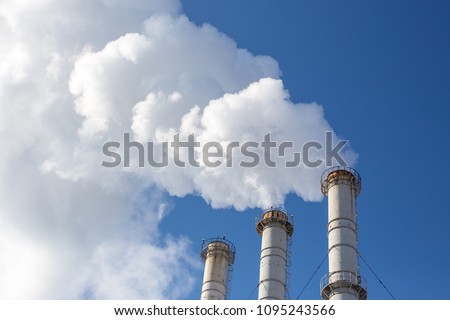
left=256, top=208, right=294, bottom=300
left=320, top=167, right=367, bottom=300
left=200, top=237, right=235, bottom=300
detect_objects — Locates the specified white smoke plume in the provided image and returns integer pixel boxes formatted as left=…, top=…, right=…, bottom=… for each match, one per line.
left=0, top=0, right=356, bottom=298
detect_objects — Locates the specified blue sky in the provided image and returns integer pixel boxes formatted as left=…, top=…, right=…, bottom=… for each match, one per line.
left=164, top=0, right=450, bottom=299
left=0, top=0, right=448, bottom=300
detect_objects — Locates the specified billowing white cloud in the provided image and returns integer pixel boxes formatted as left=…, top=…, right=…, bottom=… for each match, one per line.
left=0, top=0, right=356, bottom=298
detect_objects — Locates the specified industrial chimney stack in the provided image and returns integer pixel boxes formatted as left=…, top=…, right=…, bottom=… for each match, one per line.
left=200, top=237, right=235, bottom=300
left=320, top=167, right=367, bottom=300
left=256, top=208, right=294, bottom=300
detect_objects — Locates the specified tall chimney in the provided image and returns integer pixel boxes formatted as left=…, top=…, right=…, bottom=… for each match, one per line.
left=200, top=237, right=235, bottom=300
left=320, top=167, right=367, bottom=300
left=256, top=208, right=294, bottom=300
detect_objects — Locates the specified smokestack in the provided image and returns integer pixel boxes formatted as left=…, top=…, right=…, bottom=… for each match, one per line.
left=320, top=167, right=367, bottom=300
left=256, top=208, right=294, bottom=300
left=200, top=237, right=235, bottom=300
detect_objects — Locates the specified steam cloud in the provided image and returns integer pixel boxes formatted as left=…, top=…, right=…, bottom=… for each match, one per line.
left=0, top=0, right=356, bottom=298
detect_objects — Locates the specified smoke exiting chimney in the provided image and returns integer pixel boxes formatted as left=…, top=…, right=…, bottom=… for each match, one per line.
left=256, top=208, right=294, bottom=300
left=200, top=237, right=235, bottom=300
left=320, top=167, right=367, bottom=300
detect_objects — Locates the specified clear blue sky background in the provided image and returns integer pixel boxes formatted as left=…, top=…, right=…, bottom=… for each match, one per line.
left=158, top=0, right=450, bottom=300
